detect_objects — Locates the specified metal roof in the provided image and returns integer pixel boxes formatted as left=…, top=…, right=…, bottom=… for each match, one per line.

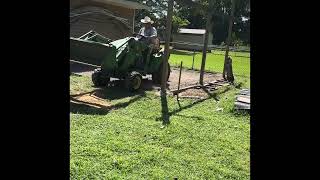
left=91, top=0, right=150, bottom=10
left=178, top=28, right=206, bottom=35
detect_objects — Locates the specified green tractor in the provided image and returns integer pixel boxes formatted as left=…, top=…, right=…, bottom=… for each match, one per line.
left=70, top=31, right=170, bottom=91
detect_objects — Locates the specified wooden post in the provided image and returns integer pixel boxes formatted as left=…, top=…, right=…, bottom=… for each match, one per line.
left=132, top=9, right=135, bottom=33
left=178, top=61, right=183, bottom=91
left=192, top=50, right=195, bottom=70
left=199, top=0, right=212, bottom=85
left=161, top=0, right=174, bottom=95
left=223, top=0, right=236, bottom=79
left=176, top=61, right=183, bottom=108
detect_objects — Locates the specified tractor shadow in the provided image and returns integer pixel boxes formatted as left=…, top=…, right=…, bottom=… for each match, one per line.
left=70, top=74, right=170, bottom=116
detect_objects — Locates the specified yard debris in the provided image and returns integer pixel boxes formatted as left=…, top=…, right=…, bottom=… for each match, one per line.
left=235, top=89, right=250, bottom=110
left=216, top=107, right=224, bottom=112
left=70, top=94, right=111, bottom=109
left=171, top=79, right=230, bottom=98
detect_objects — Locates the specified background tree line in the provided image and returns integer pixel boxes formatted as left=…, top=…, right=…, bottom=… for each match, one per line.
left=130, top=0, right=250, bottom=46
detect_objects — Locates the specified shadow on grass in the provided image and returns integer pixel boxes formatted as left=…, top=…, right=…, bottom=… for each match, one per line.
left=160, top=92, right=170, bottom=125
left=175, top=114, right=204, bottom=120
left=157, top=86, right=231, bottom=123
left=231, top=109, right=250, bottom=117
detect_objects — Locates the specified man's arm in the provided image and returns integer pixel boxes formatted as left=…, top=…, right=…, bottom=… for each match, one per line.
left=138, top=27, right=144, bottom=36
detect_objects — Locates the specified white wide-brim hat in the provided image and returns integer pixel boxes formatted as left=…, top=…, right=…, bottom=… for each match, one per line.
left=141, top=16, right=154, bottom=24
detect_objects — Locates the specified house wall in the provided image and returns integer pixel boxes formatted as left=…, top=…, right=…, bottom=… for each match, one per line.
left=172, top=33, right=213, bottom=51
left=70, top=0, right=134, bottom=39
left=70, top=12, right=131, bottom=39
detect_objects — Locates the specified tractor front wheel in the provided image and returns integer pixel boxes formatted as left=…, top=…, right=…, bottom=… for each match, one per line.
left=92, top=69, right=110, bottom=87
left=125, top=71, right=143, bottom=91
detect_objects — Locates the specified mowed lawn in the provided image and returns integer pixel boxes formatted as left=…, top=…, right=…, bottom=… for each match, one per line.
left=169, top=49, right=250, bottom=78
left=70, top=72, right=250, bottom=179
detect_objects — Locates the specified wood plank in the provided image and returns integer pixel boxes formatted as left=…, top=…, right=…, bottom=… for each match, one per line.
left=235, top=101, right=250, bottom=110
left=236, top=96, right=250, bottom=104
left=171, top=85, right=202, bottom=95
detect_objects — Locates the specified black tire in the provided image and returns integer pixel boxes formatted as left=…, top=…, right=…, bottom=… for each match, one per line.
left=125, top=71, right=143, bottom=91
left=92, top=69, right=110, bottom=87
left=152, top=63, right=170, bottom=84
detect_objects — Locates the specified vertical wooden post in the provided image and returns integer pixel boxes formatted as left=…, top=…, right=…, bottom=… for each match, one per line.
left=178, top=61, right=183, bottom=91
left=199, top=0, right=212, bottom=85
left=176, top=61, right=183, bottom=108
left=223, top=0, right=236, bottom=79
left=192, top=50, right=195, bottom=70
left=161, top=0, right=174, bottom=95
left=132, top=9, right=135, bottom=33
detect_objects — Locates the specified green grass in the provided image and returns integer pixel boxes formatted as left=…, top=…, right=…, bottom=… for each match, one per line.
left=70, top=74, right=250, bottom=179
left=169, top=49, right=250, bottom=78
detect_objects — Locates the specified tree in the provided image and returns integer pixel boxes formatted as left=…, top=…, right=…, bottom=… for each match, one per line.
left=223, top=0, right=236, bottom=80
left=129, top=0, right=250, bottom=45
left=172, top=15, right=190, bottom=33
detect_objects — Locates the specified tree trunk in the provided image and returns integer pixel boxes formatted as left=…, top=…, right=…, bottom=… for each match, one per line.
left=223, top=0, right=236, bottom=79
left=161, top=0, right=174, bottom=95
left=199, top=0, right=213, bottom=85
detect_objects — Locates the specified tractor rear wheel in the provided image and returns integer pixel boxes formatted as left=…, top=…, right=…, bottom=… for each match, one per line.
left=152, top=63, right=170, bottom=84
left=92, top=68, right=110, bottom=87
left=125, top=71, right=142, bottom=91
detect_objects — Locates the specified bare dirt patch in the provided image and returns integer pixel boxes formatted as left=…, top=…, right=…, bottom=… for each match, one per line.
left=167, top=67, right=223, bottom=89
left=71, top=63, right=225, bottom=98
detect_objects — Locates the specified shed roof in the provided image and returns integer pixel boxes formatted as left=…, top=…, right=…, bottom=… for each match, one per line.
left=178, top=28, right=206, bottom=35
left=91, top=0, right=150, bottom=10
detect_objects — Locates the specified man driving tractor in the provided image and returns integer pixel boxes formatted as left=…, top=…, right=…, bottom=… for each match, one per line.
left=138, top=16, right=157, bottom=38
left=134, top=16, right=162, bottom=71
left=137, top=16, right=160, bottom=52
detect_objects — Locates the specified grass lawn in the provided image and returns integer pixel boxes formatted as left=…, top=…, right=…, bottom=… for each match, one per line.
left=169, top=49, right=250, bottom=78
left=70, top=72, right=250, bottom=179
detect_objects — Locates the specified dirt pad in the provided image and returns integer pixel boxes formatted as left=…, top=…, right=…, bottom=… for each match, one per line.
left=168, top=67, right=223, bottom=89
left=167, top=67, right=224, bottom=98
left=71, top=63, right=225, bottom=98
left=70, top=94, right=111, bottom=109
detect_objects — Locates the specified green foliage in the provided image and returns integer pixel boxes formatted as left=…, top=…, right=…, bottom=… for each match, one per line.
left=131, top=0, right=250, bottom=45
left=172, top=15, right=190, bottom=33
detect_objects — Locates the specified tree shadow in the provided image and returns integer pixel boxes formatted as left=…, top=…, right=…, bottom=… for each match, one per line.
left=160, top=92, right=170, bottom=125
left=156, top=85, right=231, bottom=123
left=175, top=114, right=204, bottom=120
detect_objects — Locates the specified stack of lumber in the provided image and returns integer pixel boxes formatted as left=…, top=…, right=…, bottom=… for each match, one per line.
left=235, top=89, right=250, bottom=110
